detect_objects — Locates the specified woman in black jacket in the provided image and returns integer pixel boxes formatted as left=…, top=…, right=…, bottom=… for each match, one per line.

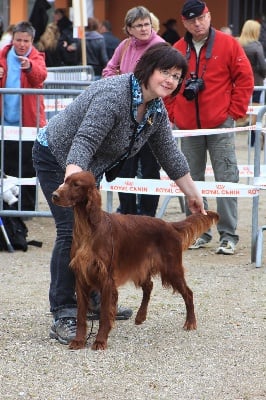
left=239, top=19, right=266, bottom=146
left=85, top=17, right=108, bottom=78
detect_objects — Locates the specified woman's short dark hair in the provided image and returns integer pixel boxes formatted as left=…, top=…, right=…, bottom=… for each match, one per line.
left=134, top=42, right=188, bottom=96
left=86, top=17, right=99, bottom=31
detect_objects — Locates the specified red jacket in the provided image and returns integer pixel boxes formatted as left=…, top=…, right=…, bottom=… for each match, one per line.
left=164, top=28, right=254, bottom=129
left=0, top=44, right=47, bottom=127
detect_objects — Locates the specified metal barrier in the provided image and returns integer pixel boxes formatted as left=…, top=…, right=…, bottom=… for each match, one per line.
left=102, top=104, right=266, bottom=266
left=1, top=85, right=266, bottom=267
left=46, top=65, right=95, bottom=82
left=252, top=105, right=266, bottom=267
left=44, top=66, right=94, bottom=116
left=246, top=85, right=266, bottom=171
left=0, top=87, right=83, bottom=218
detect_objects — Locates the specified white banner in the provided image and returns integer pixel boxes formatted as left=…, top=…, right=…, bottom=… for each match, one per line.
left=44, top=98, right=73, bottom=112
left=172, top=124, right=256, bottom=138
left=72, top=0, right=88, bottom=27
left=0, top=126, right=37, bottom=141
left=100, top=178, right=259, bottom=198
left=3, top=176, right=260, bottom=197
left=160, top=165, right=266, bottom=179
left=0, top=123, right=256, bottom=142
left=247, top=105, right=265, bottom=115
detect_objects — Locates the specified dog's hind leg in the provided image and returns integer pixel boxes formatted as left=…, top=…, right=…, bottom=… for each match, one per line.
left=135, top=277, right=153, bottom=325
left=180, top=284, right=197, bottom=330
left=162, top=253, right=197, bottom=330
left=172, top=277, right=197, bottom=330
left=92, top=281, right=118, bottom=350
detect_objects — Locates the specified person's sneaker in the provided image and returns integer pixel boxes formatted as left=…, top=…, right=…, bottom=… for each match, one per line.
left=189, top=237, right=210, bottom=249
left=87, top=305, right=133, bottom=321
left=50, top=306, right=133, bottom=344
left=216, top=240, right=235, bottom=255
left=115, top=305, right=133, bottom=320
left=50, top=317, right=77, bottom=345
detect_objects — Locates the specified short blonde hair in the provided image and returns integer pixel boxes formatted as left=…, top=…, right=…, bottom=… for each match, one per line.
left=150, top=12, right=160, bottom=33
left=238, top=20, right=261, bottom=46
left=37, top=23, right=60, bottom=51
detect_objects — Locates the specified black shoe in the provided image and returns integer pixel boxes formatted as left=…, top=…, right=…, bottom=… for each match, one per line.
left=87, top=305, right=133, bottom=321
left=50, top=310, right=133, bottom=345
left=88, top=291, right=133, bottom=320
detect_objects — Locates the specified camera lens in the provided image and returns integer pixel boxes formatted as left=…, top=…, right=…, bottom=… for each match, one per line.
left=184, top=85, right=197, bottom=100
left=183, top=77, right=205, bottom=101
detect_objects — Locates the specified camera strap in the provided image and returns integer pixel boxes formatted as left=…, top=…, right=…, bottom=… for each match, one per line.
left=185, top=27, right=216, bottom=61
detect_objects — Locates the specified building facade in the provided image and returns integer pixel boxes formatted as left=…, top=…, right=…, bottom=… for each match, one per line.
left=0, top=0, right=265, bottom=39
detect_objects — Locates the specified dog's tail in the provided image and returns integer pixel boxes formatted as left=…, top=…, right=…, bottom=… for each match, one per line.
left=171, top=211, right=219, bottom=251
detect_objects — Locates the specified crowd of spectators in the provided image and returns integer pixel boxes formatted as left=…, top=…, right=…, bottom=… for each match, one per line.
left=0, top=3, right=264, bottom=219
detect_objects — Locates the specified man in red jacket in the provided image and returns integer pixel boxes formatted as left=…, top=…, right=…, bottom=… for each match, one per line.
left=164, top=0, right=254, bottom=255
left=0, top=21, right=47, bottom=211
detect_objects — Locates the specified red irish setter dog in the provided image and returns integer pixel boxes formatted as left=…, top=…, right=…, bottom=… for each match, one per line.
left=52, top=171, right=219, bottom=350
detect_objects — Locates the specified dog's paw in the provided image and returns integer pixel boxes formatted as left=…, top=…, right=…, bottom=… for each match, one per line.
left=183, top=320, right=197, bottom=330
left=69, top=339, right=86, bottom=350
left=135, top=315, right=146, bottom=325
left=135, top=309, right=147, bottom=325
left=91, top=339, right=107, bottom=350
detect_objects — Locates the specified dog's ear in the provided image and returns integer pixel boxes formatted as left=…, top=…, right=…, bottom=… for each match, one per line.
left=86, top=185, right=102, bottom=225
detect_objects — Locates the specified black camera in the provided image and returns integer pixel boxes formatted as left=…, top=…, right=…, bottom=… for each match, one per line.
left=183, top=72, right=205, bottom=101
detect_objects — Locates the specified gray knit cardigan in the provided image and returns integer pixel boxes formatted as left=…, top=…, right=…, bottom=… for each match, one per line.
left=47, top=73, right=190, bottom=182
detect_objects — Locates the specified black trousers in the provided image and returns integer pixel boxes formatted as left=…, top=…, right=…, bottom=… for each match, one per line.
left=251, top=90, right=262, bottom=146
left=2, top=141, right=36, bottom=210
left=118, top=143, right=160, bottom=216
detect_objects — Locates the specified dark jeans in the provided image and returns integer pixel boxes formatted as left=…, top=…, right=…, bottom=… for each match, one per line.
left=118, top=143, right=160, bottom=216
left=32, top=141, right=77, bottom=319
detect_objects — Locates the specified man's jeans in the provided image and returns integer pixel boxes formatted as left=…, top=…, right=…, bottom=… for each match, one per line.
left=32, top=141, right=77, bottom=319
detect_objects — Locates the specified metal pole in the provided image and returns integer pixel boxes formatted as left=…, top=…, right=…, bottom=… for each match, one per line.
left=79, top=0, right=87, bottom=66
left=251, top=105, right=266, bottom=262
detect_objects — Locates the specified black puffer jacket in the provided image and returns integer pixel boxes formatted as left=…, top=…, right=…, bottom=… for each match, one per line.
left=243, top=40, right=266, bottom=85
left=85, top=31, right=108, bottom=76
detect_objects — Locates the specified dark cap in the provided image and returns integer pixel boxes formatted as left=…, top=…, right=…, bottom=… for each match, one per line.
left=181, top=0, right=208, bottom=20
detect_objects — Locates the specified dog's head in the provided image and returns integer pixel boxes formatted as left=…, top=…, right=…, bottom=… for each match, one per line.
left=52, top=171, right=102, bottom=225
left=205, top=210, right=220, bottom=225
left=52, top=171, right=95, bottom=206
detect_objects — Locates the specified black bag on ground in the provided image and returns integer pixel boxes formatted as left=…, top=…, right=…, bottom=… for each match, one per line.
left=0, top=214, right=28, bottom=252
left=0, top=203, right=42, bottom=252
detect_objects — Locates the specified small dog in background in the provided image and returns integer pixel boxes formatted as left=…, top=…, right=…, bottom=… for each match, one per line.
left=52, top=171, right=219, bottom=350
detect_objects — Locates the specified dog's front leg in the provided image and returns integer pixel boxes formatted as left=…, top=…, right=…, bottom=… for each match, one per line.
left=135, top=277, right=153, bottom=325
left=69, top=279, right=90, bottom=350
left=92, top=280, right=118, bottom=350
